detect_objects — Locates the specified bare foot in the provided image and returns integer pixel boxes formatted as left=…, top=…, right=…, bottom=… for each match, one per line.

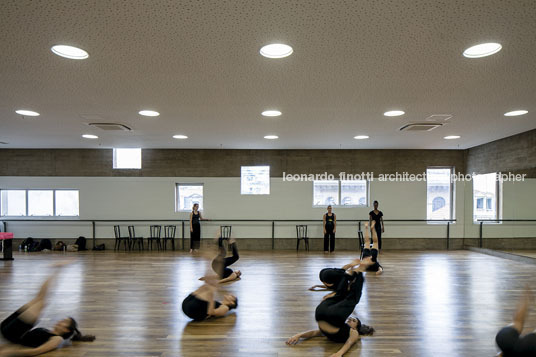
left=376, top=267, right=384, bottom=276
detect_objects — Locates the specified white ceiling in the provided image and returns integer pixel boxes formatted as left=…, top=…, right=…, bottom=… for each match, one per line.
left=0, top=0, right=535, bottom=149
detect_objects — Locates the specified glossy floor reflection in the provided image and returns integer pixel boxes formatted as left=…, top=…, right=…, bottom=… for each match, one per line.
left=1, top=250, right=535, bottom=356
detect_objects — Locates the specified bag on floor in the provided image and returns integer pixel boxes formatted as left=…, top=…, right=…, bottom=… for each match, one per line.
left=92, top=243, right=105, bottom=251
left=28, top=241, right=40, bottom=252
left=75, top=236, right=87, bottom=251
left=37, top=239, right=52, bottom=251
left=54, top=241, right=66, bottom=251
left=66, top=244, right=79, bottom=252
left=20, top=237, right=34, bottom=251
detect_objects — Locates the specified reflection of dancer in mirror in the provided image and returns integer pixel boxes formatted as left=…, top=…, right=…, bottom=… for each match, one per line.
left=495, top=287, right=536, bottom=356
left=200, top=235, right=241, bottom=284
left=323, top=205, right=336, bottom=253
left=0, top=261, right=95, bottom=357
left=369, top=201, right=384, bottom=250
left=286, top=261, right=375, bottom=357
left=344, top=222, right=383, bottom=275
left=190, top=203, right=208, bottom=253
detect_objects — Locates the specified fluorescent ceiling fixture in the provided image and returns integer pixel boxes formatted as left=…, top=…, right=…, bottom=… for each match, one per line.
left=463, top=43, right=502, bottom=58
left=261, top=110, right=282, bottom=117
left=173, top=134, right=188, bottom=139
left=264, top=135, right=279, bottom=140
left=444, top=135, right=460, bottom=140
left=354, top=135, right=369, bottom=140
left=139, top=110, right=160, bottom=117
left=51, top=45, right=89, bottom=59
left=260, top=43, right=293, bottom=58
left=15, top=109, right=40, bottom=116
left=504, top=110, right=528, bottom=117
left=82, top=134, right=98, bottom=139
left=384, top=110, right=405, bottom=117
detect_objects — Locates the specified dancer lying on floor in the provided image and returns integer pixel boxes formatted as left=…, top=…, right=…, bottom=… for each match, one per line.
left=0, top=261, right=95, bottom=357
left=183, top=249, right=238, bottom=321
left=286, top=260, right=375, bottom=357
left=200, top=235, right=241, bottom=284
left=342, top=222, right=383, bottom=275
left=495, top=286, right=536, bottom=356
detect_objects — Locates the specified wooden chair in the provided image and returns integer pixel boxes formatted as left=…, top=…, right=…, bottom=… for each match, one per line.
left=128, top=225, right=144, bottom=251
left=148, top=225, right=162, bottom=250
left=296, top=225, right=309, bottom=251
left=163, top=225, right=177, bottom=251
left=358, top=230, right=365, bottom=259
left=113, top=225, right=129, bottom=251
left=220, top=226, right=232, bottom=240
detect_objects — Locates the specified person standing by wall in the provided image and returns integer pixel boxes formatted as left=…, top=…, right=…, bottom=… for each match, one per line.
left=190, top=203, right=208, bottom=253
left=323, top=205, right=336, bottom=253
left=368, top=201, right=384, bottom=249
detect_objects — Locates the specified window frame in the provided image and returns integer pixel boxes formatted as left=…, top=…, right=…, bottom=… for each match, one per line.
left=175, top=183, right=204, bottom=212
left=312, top=180, right=369, bottom=208
left=472, top=172, right=502, bottom=224
left=426, top=166, right=455, bottom=224
left=0, top=189, right=80, bottom=218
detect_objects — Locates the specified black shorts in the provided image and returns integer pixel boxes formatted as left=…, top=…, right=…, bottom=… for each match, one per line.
left=496, top=326, right=536, bottom=355
left=182, top=294, right=221, bottom=321
left=0, top=309, right=34, bottom=344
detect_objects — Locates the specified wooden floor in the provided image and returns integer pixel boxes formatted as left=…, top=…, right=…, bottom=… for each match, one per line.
left=499, top=249, right=536, bottom=259
left=1, top=250, right=536, bottom=357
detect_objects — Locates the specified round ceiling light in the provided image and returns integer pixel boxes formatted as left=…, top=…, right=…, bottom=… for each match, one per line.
left=264, top=135, right=279, bottom=140
left=139, top=110, right=160, bottom=117
left=173, top=135, right=188, bottom=139
left=82, top=134, right=99, bottom=139
left=51, top=45, right=89, bottom=60
left=15, top=109, right=40, bottom=116
left=260, top=44, right=293, bottom=58
left=262, top=110, right=282, bottom=117
left=504, top=110, right=528, bottom=117
left=383, top=110, right=405, bottom=117
left=463, top=43, right=502, bottom=58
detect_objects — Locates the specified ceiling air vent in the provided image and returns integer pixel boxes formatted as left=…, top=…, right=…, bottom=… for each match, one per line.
left=425, top=114, right=452, bottom=122
left=399, top=123, right=443, bottom=132
left=88, top=123, right=132, bottom=131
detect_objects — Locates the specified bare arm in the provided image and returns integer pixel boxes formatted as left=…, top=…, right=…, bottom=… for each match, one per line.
left=330, top=328, right=359, bottom=357
left=380, top=216, right=384, bottom=232
left=323, top=214, right=326, bottom=234
left=309, top=284, right=330, bottom=291
left=333, top=214, right=337, bottom=233
left=0, top=336, right=62, bottom=357
left=286, top=329, right=323, bottom=345
left=218, top=272, right=238, bottom=284
left=512, top=288, right=532, bottom=333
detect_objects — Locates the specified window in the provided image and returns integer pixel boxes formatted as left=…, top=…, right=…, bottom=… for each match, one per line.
left=340, top=180, right=368, bottom=206
left=241, top=166, right=270, bottom=195
left=176, top=184, right=204, bottom=211
left=426, top=167, right=453, bottom=221
left=55, top=190, right=80, bottom=216
left=313, top=181, right=340, bottom=206
left=28, top=190, right=54, bottom=216
left=113, top=148, right=142, bottom=169
left=0, top=190, right=26, bottom=216
left=1, top=189, right=79, bottom=217
left=473, top=173, right=500, bottom=221
left=313, top=180, right=368, bottom=207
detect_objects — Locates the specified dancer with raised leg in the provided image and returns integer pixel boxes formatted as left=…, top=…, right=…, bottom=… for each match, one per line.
left=0, top=261, right=95, bottom=357
left=287, top=260, right=375, bottom=357
left=343, top=222, right=383, bottom=275
left=200, top=234, right=242, bottom=284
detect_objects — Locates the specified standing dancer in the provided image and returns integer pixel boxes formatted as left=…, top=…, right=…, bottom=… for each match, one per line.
left=369, top=201, right=384, bottom=250
left=0, top=261, right=95, bottom=356
left=190, top=203, right=208, bottom=253
left=286, top=261, right=375, bottom=357
left=323, top=205, right=337, bottom=253
left=495, top=286, right=536, bottom=356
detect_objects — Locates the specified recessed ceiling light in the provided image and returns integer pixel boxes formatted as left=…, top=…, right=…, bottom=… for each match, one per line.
left=262, top=110, right=282, bottom=117
left=173, top=135, right=188, bottom=139
left=139, top=110, right=160, bottom=117
left=504, top=110, right=528, bottom=117
left=260, top=44, right=293, bottom=58
left=354, top=135, right=369, bottom=140
left=15, top=109, right=40, bottom=116
left=463, top=43, right=502, bottom=58
left=51, top=45, right=89, bottom=60
left=444, top=135, right=461, bottom=140
left=264, top=135, right=279, bottom=140
left=383, top=110, right=405, bottom=117
left=82, top=134, right=99, bottom=139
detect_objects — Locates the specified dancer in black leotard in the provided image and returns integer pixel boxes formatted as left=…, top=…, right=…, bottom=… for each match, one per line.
left=182, top=251, right=238, bottom=321
left=344, top=222, right=383, bottom=275
left=369, top=201, right=384, bottom=250
left=190, top=203, right=208, bottom=253
left=0, top=261, right=95, bottom=357
left=309, top=266, right=355, bottom=292
left=495, top=287, right=536, bottom=356
left=200, top=235, right=242, bottom=284
left=323, top=205, right=336, bottom=253
left=287, top=262, right=375, bottom=356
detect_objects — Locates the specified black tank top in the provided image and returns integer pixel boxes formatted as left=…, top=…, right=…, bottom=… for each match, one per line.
left=369, top=210, right=382, bottom=228
left=192, top=212, right=200, bottom=225
left=20, top=328, right=57, bottom=348
left=325, top=213, right=335, bottom=230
